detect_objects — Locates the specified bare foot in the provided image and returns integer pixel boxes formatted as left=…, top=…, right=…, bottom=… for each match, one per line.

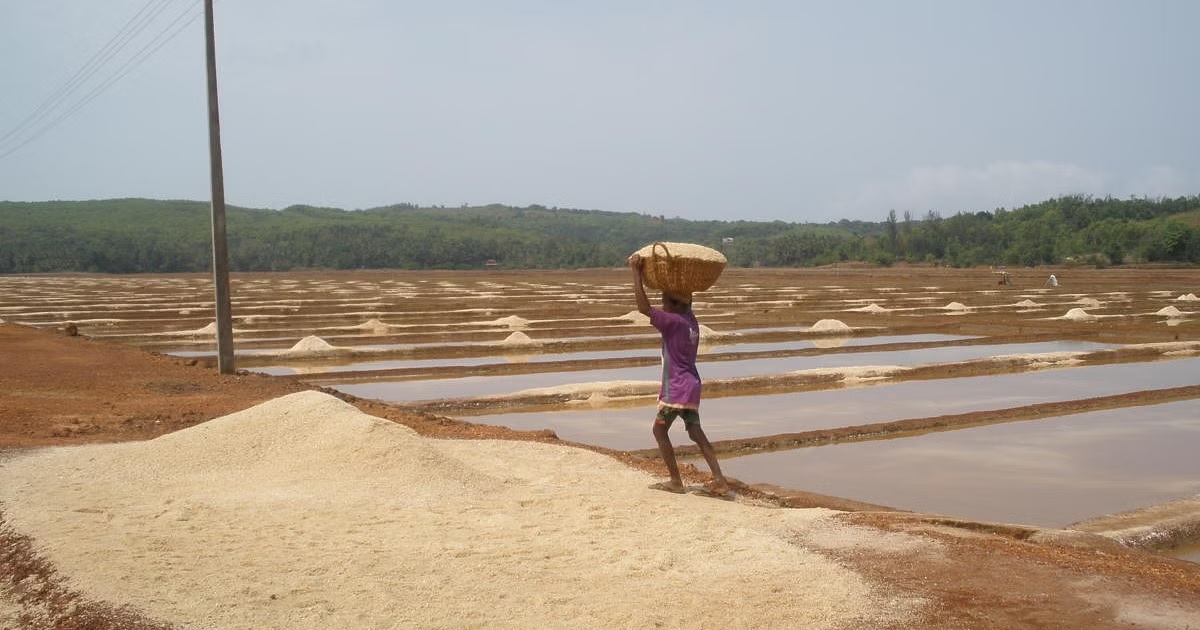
left=648, top=481, right=686, bottom=494
left=688, top=486, right=736, bottom=500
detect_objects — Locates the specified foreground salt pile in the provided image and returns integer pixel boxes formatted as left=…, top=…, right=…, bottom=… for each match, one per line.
left=0, top=391, right=918, bottom=629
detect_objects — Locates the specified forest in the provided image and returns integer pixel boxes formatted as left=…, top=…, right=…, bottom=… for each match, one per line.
left=1, top=195, right=1198, bottom=274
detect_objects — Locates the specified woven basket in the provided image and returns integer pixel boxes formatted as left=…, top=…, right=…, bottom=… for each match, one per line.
left=634, top=241, right=727, bottom=293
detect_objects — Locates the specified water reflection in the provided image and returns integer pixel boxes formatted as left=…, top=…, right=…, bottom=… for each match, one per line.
left=327, top=340, right=1115, bottom=401
left=250, top=348, right=656, bottom=375
left=437, top=358, right=1200, bottom=452
left=704, top=333, right=977, bottom=354
left=719, top=400, right=1200, bottom=529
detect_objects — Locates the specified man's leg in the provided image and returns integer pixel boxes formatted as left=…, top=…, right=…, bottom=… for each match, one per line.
left=686, top=423, right=729, bottom=493
left=653, top=413, right=685, bottom=492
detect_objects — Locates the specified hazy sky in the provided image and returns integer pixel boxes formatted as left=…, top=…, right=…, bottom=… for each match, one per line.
left=2, top=1, right=1197, bottom=223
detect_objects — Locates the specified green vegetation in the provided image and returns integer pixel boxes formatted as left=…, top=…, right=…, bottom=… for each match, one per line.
left=1, top=195, right=1197, bottom=273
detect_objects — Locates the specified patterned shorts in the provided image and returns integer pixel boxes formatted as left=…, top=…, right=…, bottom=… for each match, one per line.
left=655, top=406, right=701, bottom=427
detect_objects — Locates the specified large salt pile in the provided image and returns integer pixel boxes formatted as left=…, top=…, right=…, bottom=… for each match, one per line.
left=353, top=318, right=391, bottom=334
left=1177, top=293, right=1200, bottom=302
left=283, top=335, right=345, bottom=356
left=811, top=319, right=852, bottom=333
left=188, top=321, right=242, bottom=337
left=491, top=315, right=529, bottom=329
left=942, top=302, right=969, bottom=311
left=501, top=330, right=539, bottom=346
left=193, top=321, right=218, bottom=336
left=1155, top=306, right=1185, bottom=317
left=617, top=310, right=650, bottom=324
left=0, top=391, right=915, bottom=629
left=1062, top=308, right=1098, bottom=322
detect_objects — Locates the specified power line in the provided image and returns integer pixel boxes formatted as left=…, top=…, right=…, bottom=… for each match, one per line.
left=0, top=3, right=204, bottom=160
left=0, top=0, right=203, bottom=160
left=0, top=0, right=175, bottom=146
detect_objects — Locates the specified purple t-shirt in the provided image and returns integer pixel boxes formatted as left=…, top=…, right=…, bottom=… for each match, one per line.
left=649, top=307, right=701, bottom=408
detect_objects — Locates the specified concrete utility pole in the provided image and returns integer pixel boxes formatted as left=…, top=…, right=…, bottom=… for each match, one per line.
left=204, top=0, right=234, bottom=374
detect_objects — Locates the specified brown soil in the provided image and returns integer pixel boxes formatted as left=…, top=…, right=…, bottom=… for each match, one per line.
left=3, top=265, right=1200, bottom=628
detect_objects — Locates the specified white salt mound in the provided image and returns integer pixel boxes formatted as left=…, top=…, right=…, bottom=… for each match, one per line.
left=354, top=318, right=391, bottom=334
left=1177, top=293, right=1200, bottom=302
left=1062, top=308, right=1097, bottom=322
left=0, top=391, right=915, bottom=629
left=189, top=321, right=243, bottom=336
left=811, top=319, right=852, bottom=332
left=492, top=315, right=529, bottom=328
left=943, top=302, right=968, bottom=311
left=502, top=331, right=539, bottom=346
left=1014, top=299, right=1039, bottom=307
left=138, top=392, right=496, bottom=492
left=1156, top=306, right=1185, bottom=317
left=850, top=303, right=890, bottom=313
left=618, top=310, right=650, bottom=324
left=288, top=335, right=337, bottom=353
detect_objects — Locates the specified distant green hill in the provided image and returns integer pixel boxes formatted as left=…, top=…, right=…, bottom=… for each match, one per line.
left=1, top=195, right=1196, bottom=273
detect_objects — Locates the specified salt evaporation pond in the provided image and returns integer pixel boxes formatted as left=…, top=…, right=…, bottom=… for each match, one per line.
left=248, top=333, right=979, bottom=374
left=719, top=399, right=1200, bottom=530
left=438, top=357, right=1200, bottom=451
left=327, top=340, right=1114, bottom=402
left=703, top=333, right=977, bottom=354
left=249, top=348, right=656, bottom=375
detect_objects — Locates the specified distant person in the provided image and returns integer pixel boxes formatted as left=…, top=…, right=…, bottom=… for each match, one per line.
left=1046, top=273, right=1059, bottom=287
left=628, top=253, right=730, bottom=497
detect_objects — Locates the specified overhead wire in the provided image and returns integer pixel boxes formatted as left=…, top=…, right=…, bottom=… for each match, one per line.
left=0, top=0, right=204, bottom=160
left=0, top=0, right=176, bottom=147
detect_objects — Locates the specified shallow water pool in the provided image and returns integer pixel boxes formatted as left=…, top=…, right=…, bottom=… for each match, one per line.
left=718, top=399, right=1200, bottom=529
left=327, top=340, right=1115, bottom=402
left=441, top=358, right=1200, bottom=451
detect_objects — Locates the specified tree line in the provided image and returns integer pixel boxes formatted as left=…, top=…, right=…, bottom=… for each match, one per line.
left=1, top=195, right=1197, bottom=274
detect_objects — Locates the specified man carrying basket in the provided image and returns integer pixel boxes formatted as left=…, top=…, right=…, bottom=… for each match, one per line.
left=629, top=251, right=731, bottom=498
